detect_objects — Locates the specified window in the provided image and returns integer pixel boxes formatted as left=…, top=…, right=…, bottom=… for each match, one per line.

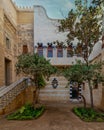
left=6, top=37, right=11, bottom=49
left=37, top=47, right=43, bottom=57
left=57, top=47, right=63, bottom=57
left=67, top=50, right=73, bottom=57
left=47, top=47, right=53, bottom=57
left=67, top=45, right=73, bottom=57
left=23, top=45, right=28, bottom=54
left=93, top=79, right=98, bottom=89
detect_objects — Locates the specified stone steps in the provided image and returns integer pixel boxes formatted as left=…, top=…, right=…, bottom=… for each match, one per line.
left=46, top=76, right=68, bottom=89
left=48, top=76, right=68, bottom=81
left=44, top=85, right=68, bottom=89
left=46, top=81, right=68, bottom=86
left=39, top=94, right=69, bottom=102
left=0, top=78, right=28, bottom=110
left=40, top=89, right=69, bottom=92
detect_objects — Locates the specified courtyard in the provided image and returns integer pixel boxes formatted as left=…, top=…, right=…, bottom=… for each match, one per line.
left=0, top=102, right=104, bottom=130
left=0, top=0, right=104, bottom=130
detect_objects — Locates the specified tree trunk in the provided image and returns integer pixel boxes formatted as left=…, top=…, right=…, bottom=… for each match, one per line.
left=34, top=88, right=39, bottom=103
left=88, top=80, right=94, bottom=108
left=79, top=93, right=86, bottom=108
left=33, top=87, right=40, bottom=105
left=33, top=74, right=40, bottom=105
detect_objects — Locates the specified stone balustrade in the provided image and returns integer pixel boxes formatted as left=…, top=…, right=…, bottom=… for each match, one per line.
left=0, top=77, right=28, bottom=110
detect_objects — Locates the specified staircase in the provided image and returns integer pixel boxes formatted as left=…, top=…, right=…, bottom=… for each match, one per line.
left=0, top=77, right=28, bottom=110
left=39, top=76, right=70, bottom=103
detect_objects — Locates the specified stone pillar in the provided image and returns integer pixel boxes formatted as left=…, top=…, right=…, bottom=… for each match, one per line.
left=53, top=47, right=57, bottom=58
left=63, top=48, right=67, bottom=57
left=43, top=47, right=47, bottom=58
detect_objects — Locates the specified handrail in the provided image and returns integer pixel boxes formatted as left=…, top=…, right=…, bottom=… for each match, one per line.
left=0, top=77, right=28, bottom=110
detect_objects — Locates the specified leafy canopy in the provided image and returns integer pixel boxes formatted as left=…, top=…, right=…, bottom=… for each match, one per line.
left=58, top=0, right=103, bottom=108
left=63, top=60, right=104, bottom=86
left=16, top=53, right=56, bottom=87
left=58, top=0, right=102, bottom=60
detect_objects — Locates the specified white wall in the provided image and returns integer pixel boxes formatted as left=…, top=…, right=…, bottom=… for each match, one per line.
left=89, top=41, right=102, bottom=61
left=34, top=5, right=84, bottom=65
left=34, top=5, right=67, bottom=45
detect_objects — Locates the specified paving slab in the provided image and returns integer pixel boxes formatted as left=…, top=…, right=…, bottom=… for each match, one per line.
left=0, top=102, right=104, bottom=130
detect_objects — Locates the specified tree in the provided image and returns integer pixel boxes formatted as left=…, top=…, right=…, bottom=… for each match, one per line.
left=92, top=0, right=104, bottom=7
left=16, top=53, right=56, bottom=103
left=58, top=0, right=103, bottom=108
left=63, top=60, right=104, bottom=108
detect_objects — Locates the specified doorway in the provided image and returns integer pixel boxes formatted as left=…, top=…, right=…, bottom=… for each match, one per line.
left=70, top=82, right=82, bottom=101
left=5, top=58, right=11, bottom=86
left=72, top=87, right=78, bottom=99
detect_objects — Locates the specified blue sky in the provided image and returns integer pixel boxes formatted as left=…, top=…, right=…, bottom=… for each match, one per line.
left=13, top=0, right=75, bottom=19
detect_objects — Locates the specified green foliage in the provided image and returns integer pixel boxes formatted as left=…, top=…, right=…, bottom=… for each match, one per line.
left=92, top=0, right=104, bottom=7
left=7, top=104, right=45, bottom=120
left=63, top=60, right=104, bottom=83
left=19, top=106, right=25, bottom=114
left=16, top=53, right=56, bottom=88
left=16, top=53, right=57, bottom=103
left=58, top=0, right=103, bottom=108
left=59, top=0, right=102, bottom=59
left=63, top=60, right=83, bottom=83
left=73, top=107, right=104, bottom=122
left=37, top=75, right=46, bottom=88
left=63, top=60, right=104, bottom=108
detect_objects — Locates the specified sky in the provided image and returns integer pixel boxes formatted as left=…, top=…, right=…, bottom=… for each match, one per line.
left=12, top=0, right=75, bottom=19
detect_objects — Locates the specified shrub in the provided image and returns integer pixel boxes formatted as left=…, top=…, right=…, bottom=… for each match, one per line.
left=7, top=104, right=45, bottom=120
left=73, top=107, right=104, bottom=122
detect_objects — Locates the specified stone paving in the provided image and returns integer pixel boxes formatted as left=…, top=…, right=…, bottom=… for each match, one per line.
left=0, top=102, right=104, bottom=130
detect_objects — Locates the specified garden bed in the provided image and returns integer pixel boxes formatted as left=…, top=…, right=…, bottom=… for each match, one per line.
left=73, top=107, right=104, bottom=122
left=7, top=104, right=45, bottom=120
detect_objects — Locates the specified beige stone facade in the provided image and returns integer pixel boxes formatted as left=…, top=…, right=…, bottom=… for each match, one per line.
left=0, top=0, right=34, bottom=86
left=0, top=0, right=104, bottom=110
left=0, top=86, right=35, bottom=115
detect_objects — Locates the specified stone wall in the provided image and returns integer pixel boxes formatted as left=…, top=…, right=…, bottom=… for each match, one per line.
left=17, top=23, right=34, bottom=55
left=83, top=54, right=104, bottom=109
left=83, top=83, right=103, bottom=108
left=2, top=0, right=17, bottom=26
left=18, top=10, right=34, bottom=24
left=0, top=86, right=35, bottom=115
left=0, top=0, right=18, bottom=86
left=0, top=1, right=34, bottom=87
left=100, top=39, right=104, bottom=110
left=4, top=14, right=18, bottom=84
left=0, top=0, right=104, bottom=111
left=0, top=4, right=5, bottom=86
left=39, top=76, right=70, bottom=102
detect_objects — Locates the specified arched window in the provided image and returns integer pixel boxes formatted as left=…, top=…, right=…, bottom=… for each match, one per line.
left=6, top=37, right=11, bottom=49
left=47, top=46, right=53, bottom=57
left=67, top=49, right=72, bottom=57
left=37, top=46, right=43, bottom=56
left=57, top=46, right=63, bottom=57
left=23, top=45, right=28, bottom=54
left=67, top=45, right=73, bottom=57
